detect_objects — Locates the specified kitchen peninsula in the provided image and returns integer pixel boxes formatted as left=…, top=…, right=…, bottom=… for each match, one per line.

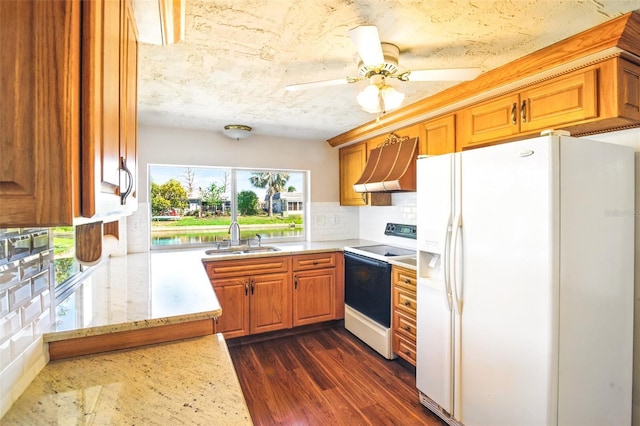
left=2, top=241, right=371, bottom=422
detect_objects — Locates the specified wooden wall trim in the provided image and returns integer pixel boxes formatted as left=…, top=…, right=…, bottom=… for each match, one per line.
left=327, top=12, right=640, bottom=147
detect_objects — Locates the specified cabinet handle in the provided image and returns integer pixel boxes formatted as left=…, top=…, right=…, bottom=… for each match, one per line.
left=404, top=300, right=411, bottom=307
left=520, top=100, right=527, bottom=123
left=403, top=325, right=411, bottom=331
left=294, top=276, right=298, bottom=289
left=362, top=193, right=367, bottom=203
left=250, top=279, right=255, bottom=295
left=313, top=260, right=318, bottom=265
left=244, top=280, right=249, bottom=296
left=404, top=278, right=410, bottom=284
left=120, top=156, right=134, bottom=205
left=510, top=103, right=517, bottom=125
left=404, top=350, right=411, bottom=356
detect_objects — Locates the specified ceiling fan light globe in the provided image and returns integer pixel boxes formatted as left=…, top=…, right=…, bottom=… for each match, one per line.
left=380, top=86, right=405, bottom=111
left=357, top=84, right=382, bottom=113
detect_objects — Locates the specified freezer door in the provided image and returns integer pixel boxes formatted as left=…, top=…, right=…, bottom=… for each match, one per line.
left=458, top=138, right=556, bottom=426
left=416, top=154, right=454, bottom=415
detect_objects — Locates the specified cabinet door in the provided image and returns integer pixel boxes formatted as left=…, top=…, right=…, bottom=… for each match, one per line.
left=0, top=0, right=80, bottom=227
left=421, top=115, right=456, bottom=155
left=293, top=269, right=335, bottom=326
left=81, top=0, right=123, bottom=217
left=339, top=142, right=368, bottom=206
left=212, top=277, right=250, bottom=338
left=520, top=68, right=597, bottom=133
left=119, top=0, right=138, bottom=210
left=250, top=272, right=291, bottom=334
left=458, top=93, right=520, bottom=149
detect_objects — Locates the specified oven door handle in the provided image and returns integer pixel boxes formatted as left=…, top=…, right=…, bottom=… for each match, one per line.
left=344, top=252, right=386, bottom=268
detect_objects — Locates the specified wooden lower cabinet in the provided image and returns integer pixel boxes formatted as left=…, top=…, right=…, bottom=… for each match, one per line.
left=205, top=252, right=344, bottom=339
left=211, top=272, right=291, bottom=338
left=392, top=265, right=417, bottom=366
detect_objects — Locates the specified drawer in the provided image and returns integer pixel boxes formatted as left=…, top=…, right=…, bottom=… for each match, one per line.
left=393, top=332, right=417, bottom=366
left=393, top=309, right=416, bottom=339
left=204, top=256, right=290, bottom=278
left=392, top=266, right=416, bottom=291
left=393, top=285, right=417, bottom=316
left=292, top=252, right=337, bottom=271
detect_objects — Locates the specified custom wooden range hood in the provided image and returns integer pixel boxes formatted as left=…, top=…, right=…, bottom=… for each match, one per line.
left=353, top=133, right=417, bottom=193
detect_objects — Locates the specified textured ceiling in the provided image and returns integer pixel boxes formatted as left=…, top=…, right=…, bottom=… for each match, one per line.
left=136, top=0, right=640, bottom=141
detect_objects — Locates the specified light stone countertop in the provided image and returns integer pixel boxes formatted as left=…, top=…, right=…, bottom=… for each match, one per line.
left=2, top=334, right=252, bottom=425
left=45, top=249, right=224, bottom=342
left=5, top=239, right=378, bottom=424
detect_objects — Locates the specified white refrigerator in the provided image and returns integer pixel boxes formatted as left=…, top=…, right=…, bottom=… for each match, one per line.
left=416, top=134, right=634, bottom=426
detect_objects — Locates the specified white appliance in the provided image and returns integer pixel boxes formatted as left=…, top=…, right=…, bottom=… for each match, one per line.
left=416, top=133, right=634, bottom=426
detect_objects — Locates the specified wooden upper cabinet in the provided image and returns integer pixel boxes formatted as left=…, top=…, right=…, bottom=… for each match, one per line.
left=339, top=142, right=368, bottom=206
left=0, top=0, right=81, bottom=227
left=458, top=93, right=522, bottom=149
left=0, top=0, right=139, bottom=227
left=82, top=0, right=138, bottom=217
left=420, top=114, right=456, bottom=156
left=120, top=0, right=139, bottom=211
left=519, top=68, right=597, bottom=133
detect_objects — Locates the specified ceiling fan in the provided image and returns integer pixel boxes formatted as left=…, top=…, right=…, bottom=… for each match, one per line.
left=285, top=25, right=482, bottom=114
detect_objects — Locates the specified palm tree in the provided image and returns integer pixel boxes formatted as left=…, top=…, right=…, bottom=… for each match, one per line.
left=249, top=172, right=290, bottom=217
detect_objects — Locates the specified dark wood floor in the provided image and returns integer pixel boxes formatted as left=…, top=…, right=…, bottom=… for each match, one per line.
left=227, top=324, right=446, bottom=425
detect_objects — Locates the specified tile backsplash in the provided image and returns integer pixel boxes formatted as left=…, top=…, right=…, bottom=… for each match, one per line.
left=0, top=228, right=53, bottom=417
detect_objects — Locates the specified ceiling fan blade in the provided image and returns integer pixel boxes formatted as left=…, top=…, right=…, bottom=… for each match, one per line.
left=349, top=25, right=384, bottom=66
left=285, top=78, right=354, bottom=92
left=405, top=67, right=482, bottom=82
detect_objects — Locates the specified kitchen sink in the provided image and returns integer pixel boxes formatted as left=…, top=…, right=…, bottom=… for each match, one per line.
left=204, top=245, right=281, bottom=256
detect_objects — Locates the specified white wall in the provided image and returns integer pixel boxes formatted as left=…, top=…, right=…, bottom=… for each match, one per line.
left=137, top=125, right=339, bottom=203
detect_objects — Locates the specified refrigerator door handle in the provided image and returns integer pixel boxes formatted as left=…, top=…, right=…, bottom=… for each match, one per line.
left=450, top=210, right=462, bottom=315
left=442, top=215, right=453, bottom=312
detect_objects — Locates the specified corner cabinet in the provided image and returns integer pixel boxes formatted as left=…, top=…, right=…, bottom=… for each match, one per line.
left=0, top=0, right=138, bottom=228
left=392, top=265, right=417, bottom=366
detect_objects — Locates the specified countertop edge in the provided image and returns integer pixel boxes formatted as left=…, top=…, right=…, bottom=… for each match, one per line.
left=43, top=308, right=222, bottom=342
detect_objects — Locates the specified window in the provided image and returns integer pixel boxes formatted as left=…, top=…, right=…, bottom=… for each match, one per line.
left=149, top=165, right=307, bottom=248
left=52, top=226, right=91, bottom=301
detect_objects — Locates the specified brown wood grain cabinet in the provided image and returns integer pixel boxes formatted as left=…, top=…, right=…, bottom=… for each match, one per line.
left=205, top=252, right=344, bottom=338
left=206, top=257, right=292, bottom=338
left=0, top=0, right=138, bottom=227
left=82, top=0, right=138, bottom=217
left=420, top=114, right=456, bottom=155
left=292, top=253, right=340, bottom=326
left=457, top=57, right=640, bottom=150
left=392, top=265, right=417, bottom=366
left=339, top=142, right=369, bottom=206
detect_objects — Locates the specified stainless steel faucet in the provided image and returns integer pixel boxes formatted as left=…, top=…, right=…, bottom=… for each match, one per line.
left=228, top=221, right=241, bottom=246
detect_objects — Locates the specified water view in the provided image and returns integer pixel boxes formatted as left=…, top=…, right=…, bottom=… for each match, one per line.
left=152, top=227, right=303, bottom=246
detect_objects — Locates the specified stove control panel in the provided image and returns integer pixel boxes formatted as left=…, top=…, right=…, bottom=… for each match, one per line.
left=384, top=223, right=417, bottom=239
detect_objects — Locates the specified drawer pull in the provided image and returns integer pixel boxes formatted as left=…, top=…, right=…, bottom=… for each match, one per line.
left=404, top=300, right=411, bottom=306
left=404, top=278, right=410, bottom=284
left=313, top=260, right=318, bottom=265
left=403, top=325, right=411, bottom=331
left=404, top=350, right=411, bottom=356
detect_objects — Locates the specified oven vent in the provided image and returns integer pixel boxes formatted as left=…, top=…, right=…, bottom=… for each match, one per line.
left=353, top=133, right=417, bottom=193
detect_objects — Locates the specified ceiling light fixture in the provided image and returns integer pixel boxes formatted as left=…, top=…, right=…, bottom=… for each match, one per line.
left=223, top=124, right=252, bottom=140
left=356, top=74, right=405, bottom=114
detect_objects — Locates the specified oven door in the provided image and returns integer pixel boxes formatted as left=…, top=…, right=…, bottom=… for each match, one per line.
left=344, top=251, right=392, bottom=328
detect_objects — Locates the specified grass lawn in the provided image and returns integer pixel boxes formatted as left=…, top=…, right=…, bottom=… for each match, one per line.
left=152, top=214, right=303, bottom=227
